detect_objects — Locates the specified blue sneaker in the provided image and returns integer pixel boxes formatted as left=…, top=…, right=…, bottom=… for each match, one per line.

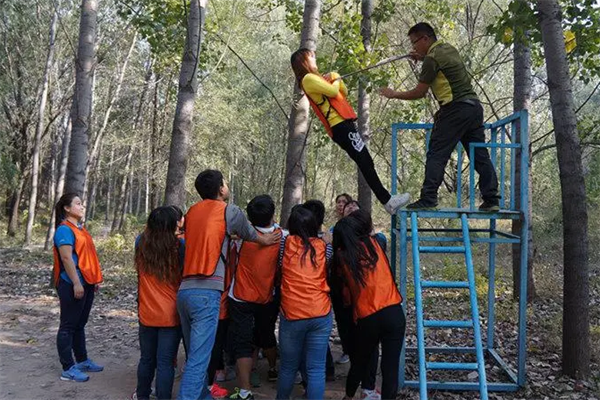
left=75, top=359, right=104, bottom=372
left=60, top=365, right=89, bottom=382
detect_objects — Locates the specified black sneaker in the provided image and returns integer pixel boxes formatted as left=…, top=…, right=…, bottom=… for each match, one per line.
left=268, top=368, right=278, bottom=382
left=406, top=199, right=438, bottom=210
left=478, top=201, right=500, bottom=212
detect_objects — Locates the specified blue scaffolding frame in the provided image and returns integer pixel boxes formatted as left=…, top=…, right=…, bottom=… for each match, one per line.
left=390, top=110, right=530, bottom=394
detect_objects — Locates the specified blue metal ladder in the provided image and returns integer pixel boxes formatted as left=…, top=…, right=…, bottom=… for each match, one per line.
left=410, top=212, right=489, bottom=400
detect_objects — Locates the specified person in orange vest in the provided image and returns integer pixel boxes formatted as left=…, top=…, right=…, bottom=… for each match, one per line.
left=332, top=209, right=406, bottom=400
left=177, top=170, right=281, bottom=400
left=206, top=240, right=238, bottom=399
left=52, top=193, right=103, bottom=382
left=276, top=205, right=333, bottom=400
left=227, top=194, right=284, bottom=400
left=134, top=206, right=184, bottom=400
left=290, top=48, right=410, bottom=215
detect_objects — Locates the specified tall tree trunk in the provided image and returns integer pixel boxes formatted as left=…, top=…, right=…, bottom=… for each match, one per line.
left=144, top=137, right=150, bottom=216
left=83, top=31, right=137, bottom=203
left=65, top=0, right=97, bottom=195
left=111, top=149, right=133, bottom=232
left=7, top=172, right=28, bottom=237
left=150, top=71, right=160, bottom=209
left=25, top=9, right=58, bottom=246
left=279, top=0, right=321, bottom=227
left=164, top=0, right=207, bottom=207
left=105, top=145, right=114, bottom=223
left=45, top=114, right=71, bottom=250
left=537, top=0, right=590, bottom=379
left=356, top=0, right=373, bottom=214
left=511, top=2, right=536, bottom=301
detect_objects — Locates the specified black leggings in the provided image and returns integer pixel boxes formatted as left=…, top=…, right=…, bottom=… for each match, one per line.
left=331, top=120, right=391, bottom=205
left=345, top=304, right=406, bottom=400
left=207, top=319, right=229, bottom=385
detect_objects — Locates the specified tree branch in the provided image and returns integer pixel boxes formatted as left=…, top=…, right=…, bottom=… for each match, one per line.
left=214, top=34, right=289, bottom=121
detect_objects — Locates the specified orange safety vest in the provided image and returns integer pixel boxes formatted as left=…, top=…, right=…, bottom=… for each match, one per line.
left=137, top=252, right=182, bottom=327
left=303, top=75, right=357, bottom=138
left=52, top=220, right=103, bottom=287
left=232, top=228, right=282, bottom=304
left=219, top=241, right=238, bottom=320
left=341, top=238, right=402, bottom=322
left=183, top=199, right=227, bottom=278
left=280, top=236, right=331, bottom=320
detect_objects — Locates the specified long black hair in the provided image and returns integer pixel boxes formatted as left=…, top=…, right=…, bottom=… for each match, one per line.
left=54, top=193, right=80, bottom=228
left=287, top=205, right=320, bottom=267
left=135, top=206, right=182, bottom=285
left=333, top=209, right=379, bottom=287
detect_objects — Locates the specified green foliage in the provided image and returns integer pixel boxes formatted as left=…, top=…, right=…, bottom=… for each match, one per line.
left=487, top=0, right=600, bottom=82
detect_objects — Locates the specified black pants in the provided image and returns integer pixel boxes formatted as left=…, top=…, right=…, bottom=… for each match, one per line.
left=208, top=319, right=229, bottom=385
left=331, top=294, right=352, bottom=356
left=347, top=321, right=379, bottom=391
left=56, top=279, right=95, bottom=370
left=421, top=101, right=499, bottom=203
left=332, top=120, right=391, bottom=205
left=346, top=304, right=406, bottom=400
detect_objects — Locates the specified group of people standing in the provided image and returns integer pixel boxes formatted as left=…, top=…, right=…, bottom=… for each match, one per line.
left=52, top=171, right=406, bottom=400
left=51, top=20, right=502, bottom=400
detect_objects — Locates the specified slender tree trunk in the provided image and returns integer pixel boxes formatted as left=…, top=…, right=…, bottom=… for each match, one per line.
left=111, top=150, right=133, bottom=232
left=65, top=0, right=97, bottom=195
left=105, top=145, right=114, bottom=223
left=164, top=0, right=207, bottom=207
left=279, top=0, right=321, bottom=227
left=8, top=172, right=28, bottom=237
left=537, top=0, right=590, bottom=379
left=24, top=9, right=58, bottom=246
left=144, top=138, right=150, bottom=216
left=83, top=31, right=137, bottom=202
left=45, top=114, right=71, bottom=249
left=511, top=5, right=536, bottom=301
left=150, top=71, right=160, bottom=209
left=356, top=0, right=373, bottom=214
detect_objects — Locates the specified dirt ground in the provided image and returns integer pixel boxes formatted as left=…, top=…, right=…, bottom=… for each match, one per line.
left=0, top=246, right=599, bottom=400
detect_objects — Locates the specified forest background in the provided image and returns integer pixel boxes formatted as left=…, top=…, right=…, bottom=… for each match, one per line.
left=0, top=0, right=599, bottom=399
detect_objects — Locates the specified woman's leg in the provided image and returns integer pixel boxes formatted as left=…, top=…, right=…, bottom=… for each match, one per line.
left=331, top=121, right=391, bottom=205
left=207, top=319, right=228, bottom=386
left=379, top=305, right=406, bottom=400
left=304, top=313, right=333, bottom=400
left=136, top=325, right=158, bottom=400
left=155, top=327, right=181, bottom=400
left=72, top=284, right=95, bottom=363
left=276, top=315, right=306, bottom=400
left=56, top=279, right=88, bottom=371
left=346, top=313, right=381, bottom=399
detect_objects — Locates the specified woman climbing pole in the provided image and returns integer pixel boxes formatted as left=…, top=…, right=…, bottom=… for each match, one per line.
left=290, top=48, right=409, bottom=215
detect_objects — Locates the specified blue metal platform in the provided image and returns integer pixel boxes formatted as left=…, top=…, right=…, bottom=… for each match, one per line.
left=390, top=110, right=530, bottom=398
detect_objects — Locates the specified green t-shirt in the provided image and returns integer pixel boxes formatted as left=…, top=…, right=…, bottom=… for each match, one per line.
left=419, top=41, right=478, bottom=106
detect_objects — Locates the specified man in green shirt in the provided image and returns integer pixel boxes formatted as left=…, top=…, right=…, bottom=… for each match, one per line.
left=380, top=22, right=499, bottom=211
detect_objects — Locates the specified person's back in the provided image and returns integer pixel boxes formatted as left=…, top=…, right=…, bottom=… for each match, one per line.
left=231, top=195, right=282, bottom=304
left=276, top=206, right=333, bottom=400
left=177, top=170, right=280, bottom=400
left=280, top=235, right=331, bottom=320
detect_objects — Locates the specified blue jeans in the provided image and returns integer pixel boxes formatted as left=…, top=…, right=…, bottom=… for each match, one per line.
left=177, top=288, right=221, bottom=400
left=276, top=312, right=333, bottom=400
left=136, top=325, right=181, bottom=400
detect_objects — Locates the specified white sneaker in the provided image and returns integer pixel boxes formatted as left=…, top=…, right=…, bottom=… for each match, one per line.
left=384, top=193, right=411, bottom=215
left=362, top=388, right=381, bottom=400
